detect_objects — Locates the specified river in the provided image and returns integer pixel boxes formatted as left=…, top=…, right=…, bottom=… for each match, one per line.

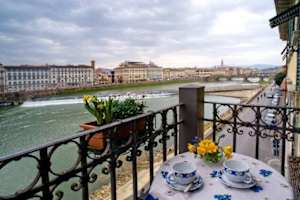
left=0, top=81, right=256, bottom=199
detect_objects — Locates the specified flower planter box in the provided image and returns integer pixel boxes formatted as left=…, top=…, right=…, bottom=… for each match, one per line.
left=80, top=118, right=146, bottom=151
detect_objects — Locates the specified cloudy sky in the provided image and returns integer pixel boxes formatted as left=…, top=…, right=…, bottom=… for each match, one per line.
left=0, top=0, right=285, bottom=68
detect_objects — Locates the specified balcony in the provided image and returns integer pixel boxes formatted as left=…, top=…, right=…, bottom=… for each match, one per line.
left=0, top=86, right=299, bottom=200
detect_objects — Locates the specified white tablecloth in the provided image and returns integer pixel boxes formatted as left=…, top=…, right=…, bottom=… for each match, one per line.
left=149, top=152, right=294, bottom=200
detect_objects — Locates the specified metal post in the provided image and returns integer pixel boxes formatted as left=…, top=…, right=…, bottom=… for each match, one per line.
left=232, top=105, right=238, bottom=152
left=179, top=86, right=204, bottom=153
left=79, top=136, right=89, bottom=200
left=39, top=148, right=52, bottom=200
left=212, top=103, right=217, bottom=143
left=255, top=107, right=261, bottom=159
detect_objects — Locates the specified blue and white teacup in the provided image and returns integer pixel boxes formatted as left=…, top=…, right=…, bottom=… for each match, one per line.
left=169, top=161, right=197, bottom=185
left=223, top=160, right=253, bottom=184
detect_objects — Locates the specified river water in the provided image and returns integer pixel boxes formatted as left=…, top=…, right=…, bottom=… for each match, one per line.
left=0, top=81, right=256, bottom=199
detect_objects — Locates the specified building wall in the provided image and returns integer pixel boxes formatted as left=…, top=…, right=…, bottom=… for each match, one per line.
left=147, top=67, right=163, bottom=80
left=4, top=67, right=50, bottom=92
left=2, top=64, right=94, bottom=93
left=0, top=65, right=5, bottom=93
left=95, top=69, right=113, bottom=85
left=49, top=66, right=93, bottom=88
left=287, top=51, right=297, bottom=88
left=114, top=62, right=162, bottom=83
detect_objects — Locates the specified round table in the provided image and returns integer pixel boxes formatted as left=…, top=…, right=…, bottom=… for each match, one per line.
left=149, top=152, right=294, bottom=200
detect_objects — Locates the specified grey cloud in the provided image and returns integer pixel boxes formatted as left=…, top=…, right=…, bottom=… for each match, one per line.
left=0, top=0, right=284, bottom=67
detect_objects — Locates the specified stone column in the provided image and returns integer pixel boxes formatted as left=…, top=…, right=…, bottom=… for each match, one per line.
left=179, top=85, right=204, bottom=153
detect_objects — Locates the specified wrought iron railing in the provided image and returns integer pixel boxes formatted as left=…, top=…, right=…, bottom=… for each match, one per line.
left=203, top=101, right=300, bottom=175
left=0, top=104, right=181, bottom=200
left=2, top=97, right=300, bottom=200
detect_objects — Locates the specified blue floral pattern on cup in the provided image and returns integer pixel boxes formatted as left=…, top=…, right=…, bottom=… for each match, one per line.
left=224, top=167, right=249, bottom=176
left=161, top=171, right=168, bottom=179
left=174, top=171, right=196, bottom=178
left=214, top=194, right=231, bottom=200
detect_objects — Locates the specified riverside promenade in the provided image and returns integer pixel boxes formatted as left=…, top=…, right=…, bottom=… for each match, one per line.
left=218, top=85, right=283, bottom=172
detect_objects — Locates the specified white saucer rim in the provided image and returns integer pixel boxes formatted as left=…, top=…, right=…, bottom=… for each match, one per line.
left=219, top=173, right=256, bottom=189
left=165, top=173, right=203, bottom=191
left=166, top=172, right=202, bottom=185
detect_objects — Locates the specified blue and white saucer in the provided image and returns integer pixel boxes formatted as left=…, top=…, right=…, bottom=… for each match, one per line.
left=219, top=173, right=256, bottom=189
left=165, top=173, right=204, bottom=192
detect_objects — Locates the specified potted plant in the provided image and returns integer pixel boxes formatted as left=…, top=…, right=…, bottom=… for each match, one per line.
left=80, top=96, right=145, bottom=151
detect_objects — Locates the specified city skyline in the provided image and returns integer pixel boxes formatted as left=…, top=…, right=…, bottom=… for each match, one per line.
left=0, top=1, right=285, bottom=68
left=0, top=59, right=279, bottom=70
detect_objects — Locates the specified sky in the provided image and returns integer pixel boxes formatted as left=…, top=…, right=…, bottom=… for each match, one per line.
left=0, top=0, right=286, bottom=68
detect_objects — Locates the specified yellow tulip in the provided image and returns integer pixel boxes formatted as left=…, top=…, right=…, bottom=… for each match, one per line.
left=197, top=146, right=206, bottom=156
left=187, top=143, right=196, bottom=153
left=91, top=96, right=97, bottom=102
left=83, top=95, right=92, bottom=103
left=199, top=143, right=206, bottom=150
left=207, top=143, right=218, bottom=153
left=224, top=145, right=233, bottom=159
left=200, top=139, right=213, bottom=147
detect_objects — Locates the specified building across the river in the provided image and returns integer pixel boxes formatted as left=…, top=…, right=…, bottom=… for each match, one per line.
left=0, top=61, right=95, bottom=93
left=114, top=61, right=163, bottom=83
left=162, top=68, right=212, bottom=80
left=95, top=68, right=114, bottom=85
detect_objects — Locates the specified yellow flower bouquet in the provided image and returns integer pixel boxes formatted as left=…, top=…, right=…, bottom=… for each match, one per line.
left=187, top=134, right=232, bottom=163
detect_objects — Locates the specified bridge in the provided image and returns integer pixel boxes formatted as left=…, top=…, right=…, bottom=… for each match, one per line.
left=205, top=72, right=271, bottom=82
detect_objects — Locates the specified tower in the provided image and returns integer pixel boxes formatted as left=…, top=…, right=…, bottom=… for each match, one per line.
left=91, top=60, right=95, bottom=69
left=221, top=59, right=224, bottom=67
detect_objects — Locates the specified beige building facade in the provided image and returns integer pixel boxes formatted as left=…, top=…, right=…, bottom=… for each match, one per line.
left=95, top=68, right=113, bottom=85
left=114, top=61, right=162, bottom=83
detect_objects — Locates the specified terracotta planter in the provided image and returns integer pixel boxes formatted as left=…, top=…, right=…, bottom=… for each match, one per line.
left=80, top=118, right=146, bottom=151
left=80, top=121, right=107, bottom=151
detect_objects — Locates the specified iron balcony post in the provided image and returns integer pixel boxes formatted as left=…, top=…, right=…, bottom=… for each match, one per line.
left=131, top=120, right=138, bottom=200
left=79, top=136, right=89, bottom=200
left=255, top=107, right=261, bottom=159
left=212, top=103, right=217, bottom=143
left=39, top=148, right=52, bottom=200
left=233, top=105, right=238, bottom=152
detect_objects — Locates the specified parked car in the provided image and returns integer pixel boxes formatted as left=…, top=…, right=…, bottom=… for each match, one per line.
left=267, top=109, right=277, bottom=114
left=274, top=92, right=282, bottom=98
left=272, top=100, right=278, bottom=106
left=267, top=93, right=273, bottom=98
left=265, top=115, right=276, bottom=125
left=266, top=112, right=276, bottom=118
